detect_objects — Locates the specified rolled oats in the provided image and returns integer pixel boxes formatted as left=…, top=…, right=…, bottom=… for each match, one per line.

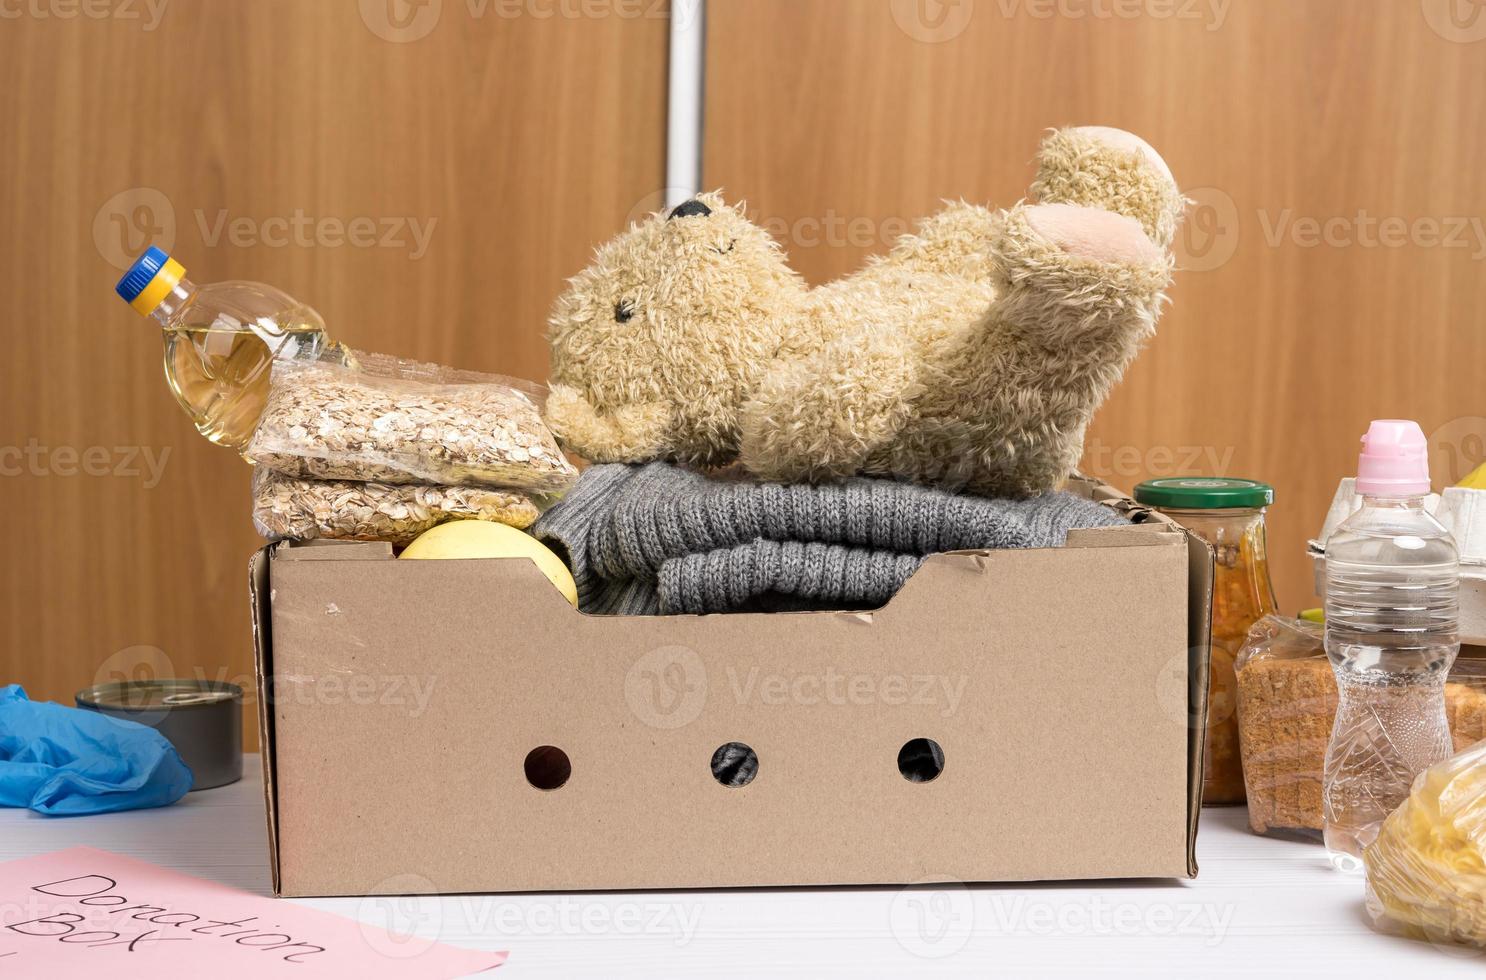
left=248, top=360, right=578, bottom=493
left=252, top=467, right=542, bottom=547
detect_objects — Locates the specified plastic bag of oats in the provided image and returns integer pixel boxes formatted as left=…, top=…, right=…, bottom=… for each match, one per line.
left=247, top=357, right=578, bottom=493
left=251, top=467, right=543, bottom=547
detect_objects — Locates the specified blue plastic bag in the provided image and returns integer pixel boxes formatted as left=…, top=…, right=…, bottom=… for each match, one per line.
left=0, top=685, right=193, bottom=815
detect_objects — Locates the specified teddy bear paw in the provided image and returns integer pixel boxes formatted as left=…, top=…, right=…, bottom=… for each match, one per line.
left=988, top=202, right=1173, bottom=347
left=1030, top=126, right=1184, bottom=251
left=1023, top=203, right=1162, bottom=266
left=544, top=383, right=675, bottom=464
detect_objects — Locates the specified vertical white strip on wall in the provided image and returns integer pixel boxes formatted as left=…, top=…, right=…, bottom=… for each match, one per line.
left=666, top=0, right=706, bottom=207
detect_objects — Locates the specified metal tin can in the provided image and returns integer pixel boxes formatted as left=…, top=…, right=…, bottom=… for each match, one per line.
left=75, top=680, right=243, bottom=790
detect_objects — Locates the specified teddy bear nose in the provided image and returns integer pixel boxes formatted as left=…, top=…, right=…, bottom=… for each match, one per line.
left=668, top=199, right=712, bottom=220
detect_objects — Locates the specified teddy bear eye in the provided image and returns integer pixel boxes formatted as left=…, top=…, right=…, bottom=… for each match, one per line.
left=614, top=299, right=635, bottom=323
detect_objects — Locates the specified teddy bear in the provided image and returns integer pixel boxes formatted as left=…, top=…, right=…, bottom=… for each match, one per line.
left=544, top=126, right=1184, bottom=497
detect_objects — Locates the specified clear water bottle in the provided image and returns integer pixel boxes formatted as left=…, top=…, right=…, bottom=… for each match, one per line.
left=1322, top=419, right=1459, bottom=872
left=115, top=247, right=353, bottom=454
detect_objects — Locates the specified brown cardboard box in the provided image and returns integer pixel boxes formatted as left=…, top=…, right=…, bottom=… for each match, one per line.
left=249, top=478, right=1213, bottom=897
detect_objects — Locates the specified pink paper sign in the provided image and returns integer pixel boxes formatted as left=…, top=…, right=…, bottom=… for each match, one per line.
left=0, top=847, right=506, bottom=978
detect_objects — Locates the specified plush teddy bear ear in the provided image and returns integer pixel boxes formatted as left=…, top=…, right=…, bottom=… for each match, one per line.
left=668, top=199, right=713, bottom=220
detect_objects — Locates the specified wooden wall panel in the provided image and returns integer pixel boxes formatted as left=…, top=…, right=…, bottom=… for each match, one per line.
left=704, top=0, right=1486, bottom=612
left=0, top=0, right=669, bottom=747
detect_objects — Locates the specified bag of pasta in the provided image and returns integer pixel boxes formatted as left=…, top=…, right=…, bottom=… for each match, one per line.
left=1364, top=737, right=1486, bottom=948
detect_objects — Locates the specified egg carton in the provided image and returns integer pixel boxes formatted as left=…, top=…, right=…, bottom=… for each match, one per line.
left=1309, top=478, right=1486, bottom=645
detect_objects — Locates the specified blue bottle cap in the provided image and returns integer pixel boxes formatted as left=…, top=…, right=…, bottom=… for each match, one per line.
left=115, top=247, right=185, bottom=315
left=115, top=246, right=170, bottom=302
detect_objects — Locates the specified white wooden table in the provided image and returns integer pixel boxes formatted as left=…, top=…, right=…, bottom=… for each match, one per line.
left=1, top=756, right=1478, bottom=977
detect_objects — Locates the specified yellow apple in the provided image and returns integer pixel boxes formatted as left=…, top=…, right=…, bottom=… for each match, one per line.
left=399, top=521, right=578, bottom=607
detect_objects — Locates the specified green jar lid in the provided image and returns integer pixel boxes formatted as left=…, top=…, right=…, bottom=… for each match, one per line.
left=1133, top=478, right=1274, bottom=509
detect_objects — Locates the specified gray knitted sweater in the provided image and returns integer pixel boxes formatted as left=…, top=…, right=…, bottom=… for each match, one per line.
left=532, top=463, right=1127, bottom=615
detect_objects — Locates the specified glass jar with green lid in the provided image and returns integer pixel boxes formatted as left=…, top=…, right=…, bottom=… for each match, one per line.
left=1134, top=478, right=1278, bottom=806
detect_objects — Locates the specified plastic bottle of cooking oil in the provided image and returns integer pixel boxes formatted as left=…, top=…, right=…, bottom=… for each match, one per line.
left=1322, top=420, right=1459, bottom=872
left=115, top=247, right=352, bottom=454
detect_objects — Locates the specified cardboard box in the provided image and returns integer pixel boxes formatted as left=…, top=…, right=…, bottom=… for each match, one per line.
left=250, top=478, right=1213, bottom=897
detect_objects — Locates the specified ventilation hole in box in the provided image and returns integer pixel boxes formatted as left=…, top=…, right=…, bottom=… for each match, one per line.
left=711, top=742, right=758, bottom=787
left=524, top=746, right=571, bottom=790
left=897, top=738, right=944, bottom=783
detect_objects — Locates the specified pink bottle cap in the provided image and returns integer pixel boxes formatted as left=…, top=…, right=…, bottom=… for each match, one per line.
left=1355, top=419, right=1431, bottom=496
